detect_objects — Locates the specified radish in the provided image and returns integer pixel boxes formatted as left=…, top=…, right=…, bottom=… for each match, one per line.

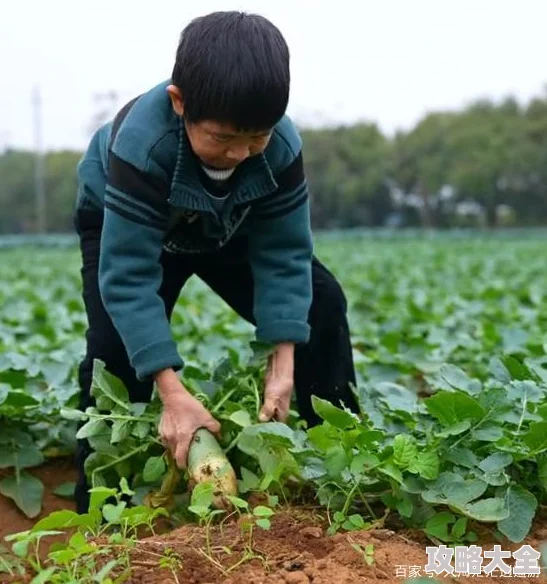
left=187, top=428, right=238, bottom=510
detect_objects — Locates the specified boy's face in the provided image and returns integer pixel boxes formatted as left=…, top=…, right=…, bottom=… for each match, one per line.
left=185, top=120, right=272, bottom=170
left=167, top=84, right=272, bottom=170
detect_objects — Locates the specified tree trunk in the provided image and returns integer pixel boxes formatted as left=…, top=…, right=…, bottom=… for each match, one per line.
left=485, top=193, right=498, bottom=228
left=419, top=187, right=434, bottom=228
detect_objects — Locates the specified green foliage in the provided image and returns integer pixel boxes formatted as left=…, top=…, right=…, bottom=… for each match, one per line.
left=1, top=478, right=168, bottom=583
left=3, top=232, right=547, bottom=563
left=0, top=149, right=81, bottom=233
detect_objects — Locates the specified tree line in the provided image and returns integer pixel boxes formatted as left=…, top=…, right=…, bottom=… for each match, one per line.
left=2, top=88, right=547, bottom=234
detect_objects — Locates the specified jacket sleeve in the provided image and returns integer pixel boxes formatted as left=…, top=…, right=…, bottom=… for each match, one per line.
left=248, top=151, right=313, bottom=345
left=98, top=152, right=183, bottom=380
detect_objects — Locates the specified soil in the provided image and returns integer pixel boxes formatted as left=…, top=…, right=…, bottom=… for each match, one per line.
left=124, top=508, right=547, bottom=584
left=2, top=461, right=547, bottom=584
left=0, top=458, right=77, bottom=544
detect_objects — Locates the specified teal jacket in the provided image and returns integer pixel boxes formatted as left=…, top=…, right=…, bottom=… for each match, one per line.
left=76, top=80, right=313, bottom=380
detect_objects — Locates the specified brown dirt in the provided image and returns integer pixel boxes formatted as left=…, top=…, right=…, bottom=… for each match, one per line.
left=125, top=507, right=547, bottom=584
left=0, top=458, right=76, bottom=543
left=2, top=463, right=547, bottom=584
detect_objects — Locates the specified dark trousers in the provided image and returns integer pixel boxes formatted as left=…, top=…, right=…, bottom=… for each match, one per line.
left=74, top=209, right=359, bottom=513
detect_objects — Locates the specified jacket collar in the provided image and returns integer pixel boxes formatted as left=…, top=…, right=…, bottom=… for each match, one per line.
left=169, top=117, right=278, bottom=213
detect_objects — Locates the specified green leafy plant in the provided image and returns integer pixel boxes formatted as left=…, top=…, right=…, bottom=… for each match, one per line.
left=1, top=478, right=168, bottom=582
left=4, top=234, right=547, bottom=571
left=185, top=479, right=275, bottom=575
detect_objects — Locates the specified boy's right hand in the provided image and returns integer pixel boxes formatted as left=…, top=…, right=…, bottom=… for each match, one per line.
left=155, top=369, right=221, bottom=469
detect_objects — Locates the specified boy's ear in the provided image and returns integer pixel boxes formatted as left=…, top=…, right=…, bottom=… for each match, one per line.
left=167, top=84, right=184, bottom=116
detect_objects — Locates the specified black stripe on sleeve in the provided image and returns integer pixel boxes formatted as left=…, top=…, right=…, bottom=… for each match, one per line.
left=104, top=201, right=167, bottom=231
left=274, top=151, right=304, bottom=191
left=255, top=191, right=308, bottom=221
left=107, top=152, right=171, bottom=213
left=254, top=151, right=305, bottom=216
left=108, top=95, right=141, bottom=149
left=257, top=182, right=307, bottom=215
left=106, top=188, right=167, bottom=222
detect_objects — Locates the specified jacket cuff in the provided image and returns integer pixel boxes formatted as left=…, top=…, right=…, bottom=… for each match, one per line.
left=256, top=320, right=311, bottom=345
left=131, top=340, right=184, bottom=381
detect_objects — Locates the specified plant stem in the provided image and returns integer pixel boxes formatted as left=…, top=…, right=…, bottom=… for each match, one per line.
left=226, top=548, right=258, bottom=573
left=71, top=558, right=79, bottom=580
left=247, top=523, right=254, bottom=553
left=33, top=539, right=43, bottom=576
left=197, top=548, right=228, bottom=575
left=172, top=567, right=181, bottom=584
left=211, top=388, right=238, bottom=414
left=356, top=485, right=378, bottom=520
left=0, top=557, right=14, bottom=576
left=250, top=377, right=261, bottom=419
left=341, top=482, right=360, bottom=517
left=448, top=411, right=492, bottom=451
left=85, top=412, right=157, bottom=423
left=92, top=445, right=146, bottom=484
left=224, top=434, right=240, bottom=454
left=516, top=394, right=528, bottom=435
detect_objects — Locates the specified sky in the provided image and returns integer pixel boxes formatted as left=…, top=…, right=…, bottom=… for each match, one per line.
left=1, top=0, right=546, bottom=151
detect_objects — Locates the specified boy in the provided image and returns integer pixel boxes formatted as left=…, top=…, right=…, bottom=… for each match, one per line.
left=73, top=10, right=358, bottom=514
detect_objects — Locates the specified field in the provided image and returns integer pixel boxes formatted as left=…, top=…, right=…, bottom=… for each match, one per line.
left=2, top=231, right=547, bottom=583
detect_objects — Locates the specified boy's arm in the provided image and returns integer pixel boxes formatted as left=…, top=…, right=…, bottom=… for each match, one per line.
left=98, top=152, right=183, bottom=380
left=99, top=151, right=221, bottom=467
left=248, top=150, right=313, bottom=347
left=248, top=151, right=312, bottom=422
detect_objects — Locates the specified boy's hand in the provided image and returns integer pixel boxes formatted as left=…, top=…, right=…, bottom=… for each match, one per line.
left=155, top=369, right=221, bottom=468
left=259, top=343, right=295, bottom=423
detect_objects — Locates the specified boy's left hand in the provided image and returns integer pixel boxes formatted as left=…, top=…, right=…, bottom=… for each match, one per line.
left=258, top=342, right=295, bottom=423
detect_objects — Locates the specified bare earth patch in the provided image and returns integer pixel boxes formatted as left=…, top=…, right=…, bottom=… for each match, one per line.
left=127, top=508, right=547, bottom=584
left=2, top=463, right=547, bottom=584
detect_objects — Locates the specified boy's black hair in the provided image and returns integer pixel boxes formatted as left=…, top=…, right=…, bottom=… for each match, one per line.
left=172, top=11, right=290, bottom=132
